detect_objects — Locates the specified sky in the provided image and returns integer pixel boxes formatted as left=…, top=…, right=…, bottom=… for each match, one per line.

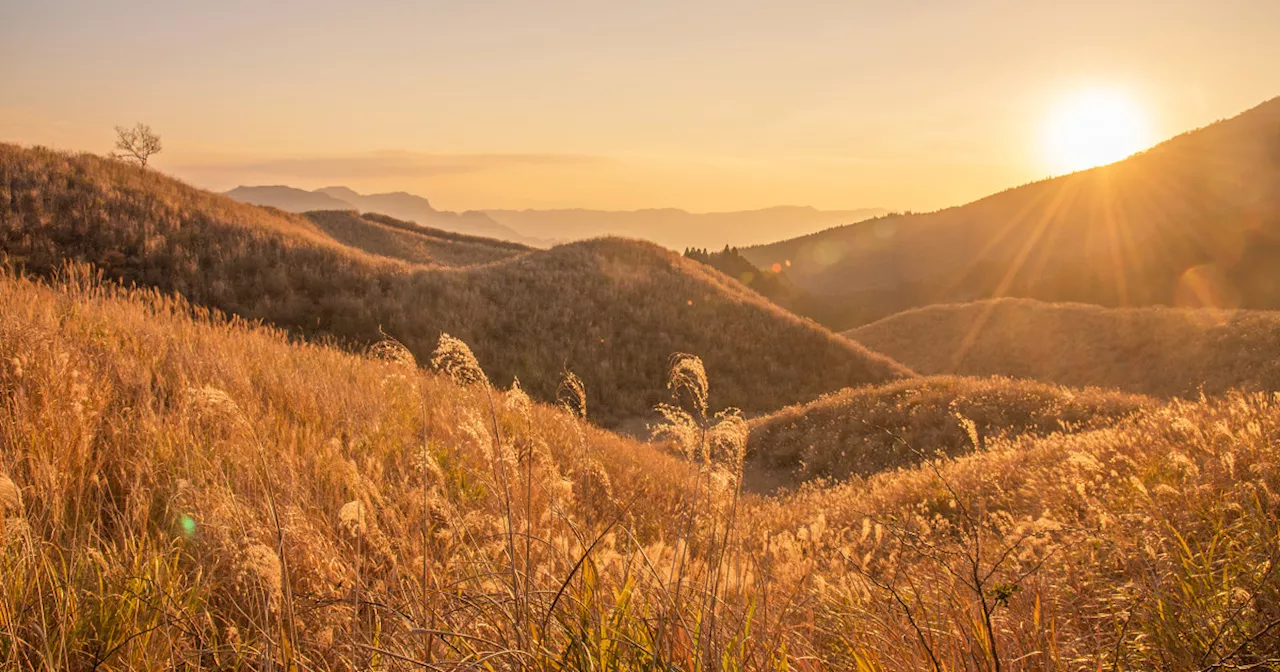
left=2, top=0, right=1278, bottom=212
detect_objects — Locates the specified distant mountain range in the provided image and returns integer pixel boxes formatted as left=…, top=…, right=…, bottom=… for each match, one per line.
left=743, top=96, right=1280, bottom=330
left=224, top=185, right=541, bottom=246
left=224, top=185, right=885, bottom=250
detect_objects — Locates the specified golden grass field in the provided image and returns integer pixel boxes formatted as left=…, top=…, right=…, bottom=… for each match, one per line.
left=2, top=264, right=1279, bottom=669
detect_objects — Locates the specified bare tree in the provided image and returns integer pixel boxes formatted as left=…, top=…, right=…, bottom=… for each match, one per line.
left=111, top=123, right=162, bottom=167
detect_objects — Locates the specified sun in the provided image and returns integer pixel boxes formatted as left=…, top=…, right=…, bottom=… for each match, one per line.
left=1042, top=90, right=1152, bottom=174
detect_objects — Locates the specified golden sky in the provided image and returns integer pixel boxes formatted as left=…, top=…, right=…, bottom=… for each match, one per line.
left=2, top=0, right=1278, bottom=212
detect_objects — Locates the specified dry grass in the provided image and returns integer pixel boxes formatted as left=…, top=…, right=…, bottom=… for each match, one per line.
left=0, top=265, right=711, bottom=669
left=304, top=210, right=528, bottom=267
left=2, top=265, right=1279, bottom=670
left=746, top=375, right=1152, bottom=490
left=0, top=142, right=908, bottom=426
left=744, top=388, right=1280, bottom=669
left=849, top=297, right=1280, bottom=398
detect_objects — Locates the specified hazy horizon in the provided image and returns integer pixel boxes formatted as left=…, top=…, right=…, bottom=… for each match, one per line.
left=3, top=0, right=1279, bottom=212
left=228, top=183, right=891, bottom=216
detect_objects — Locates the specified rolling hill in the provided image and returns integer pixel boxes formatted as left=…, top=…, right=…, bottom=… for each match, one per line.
left=0, top=142, right=909, bottom=426
left=848, top=297, right=1280, bottom=398
left=745, top=375, right=1151, bottom=491
left=743, top=96, right=1280, bottom=330
left=303, top=210, right=529, bottom=267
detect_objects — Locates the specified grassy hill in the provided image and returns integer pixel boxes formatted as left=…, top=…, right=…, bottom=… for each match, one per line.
left=745, top=375, right=1151, bottom=491
left=4, top=266, right=1278, bottom=669
left=743, top=96, right=1280, bottom=329
left=848, top=297, right=1280, bottom=398
left=0, top=143, right=908, bottom=425
left=683, top=246, right=810, bottom=312
left=304, top=210, right=529, bottom=267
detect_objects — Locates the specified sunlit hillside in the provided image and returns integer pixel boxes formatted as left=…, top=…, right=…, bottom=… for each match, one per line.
left=304, top=210, right=529, bottom=267
left=0, top=143, right=908, bottom=425
left=848, top=297, right=1280, bottom=398
left=745, top=375, right=1151, bottom=491
left=744, top=97, right=1280, bottom=329
left=3, top=267, right=1278, bottom=669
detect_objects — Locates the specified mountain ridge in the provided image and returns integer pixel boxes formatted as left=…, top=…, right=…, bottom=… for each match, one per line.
left=742, top=96, right=1280, bottom=329
left=225, top=184, right=539, bottom=245
left=227, top=185, right=887, bottom=251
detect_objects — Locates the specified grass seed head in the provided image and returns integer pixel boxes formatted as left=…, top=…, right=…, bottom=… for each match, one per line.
left=667, top=352, right=709, bottom=418
left=709, top=408, right=749, bottom=471
left=339, top=499, right=367, bottom=536
left=556, top=370, right=587, bottom=419
left=431, top=333, right=488, bottom=387
left=368, top=336, right=418, bottom=369
left=238, top=543, right=283, bottom=610
left=185, top=385, right=246, bottom=425
left=505, top=377, right=532, bottom=417
left=0, top=474, right=20, bottom=512
left=652, top=403, right=701, bottom=461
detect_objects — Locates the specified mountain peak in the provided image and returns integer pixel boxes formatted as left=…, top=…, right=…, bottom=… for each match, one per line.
left=224, top=185, right=354, bottom=211
left=317, top=185, right=362, bottom=200
left=225, top=184, right=546, bottom=245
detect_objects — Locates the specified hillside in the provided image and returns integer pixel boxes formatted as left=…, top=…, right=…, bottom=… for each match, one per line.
left=5, top=267, right=1278, bottom=669
left=485, top=205, right=888, bottom=251
left=683, top=246, right=809, bottom=311
left=681, top=245, right=865, bottom=328
left=0, top=143, right=909, bottom=425
left=745, top=375, right=1151, bottom=491
left=227, top=184, right=537, bottom=245
left=744, top=96, right=1280, bottom=329
left=304, top=210, right=529, bottom=267
left=849, top=297, right=1280, bottom=397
